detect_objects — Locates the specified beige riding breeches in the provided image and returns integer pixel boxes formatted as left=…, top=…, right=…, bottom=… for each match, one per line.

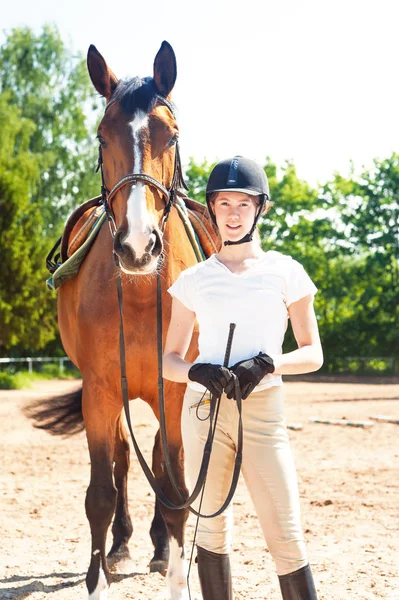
left=181, top=384, right=308, bottom=576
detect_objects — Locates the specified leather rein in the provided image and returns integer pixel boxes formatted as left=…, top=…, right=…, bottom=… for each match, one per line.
left=100, top=93, right=243, bottom=516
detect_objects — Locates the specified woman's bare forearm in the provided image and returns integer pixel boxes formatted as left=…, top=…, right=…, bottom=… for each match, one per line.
left=163, top=351, right=193, bottom=383
left=271, top=344, right=323, bottom=376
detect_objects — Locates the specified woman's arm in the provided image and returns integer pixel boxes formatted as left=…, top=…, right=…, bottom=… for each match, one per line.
left=271, top=294, right=324, bottom=375
left=163, top=297, right=196, bottom=382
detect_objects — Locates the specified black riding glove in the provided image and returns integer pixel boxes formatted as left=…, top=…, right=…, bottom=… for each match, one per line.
left=188, top=363, right=234, bottom=397
left=225, top=352, right=275, bottom=400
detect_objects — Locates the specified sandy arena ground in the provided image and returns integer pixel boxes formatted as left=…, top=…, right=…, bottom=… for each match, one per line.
left=0, top=378, right=398, bottom=600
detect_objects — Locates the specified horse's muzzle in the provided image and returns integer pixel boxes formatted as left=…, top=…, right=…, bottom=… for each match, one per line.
left=114, top=227, right=163, bottom=274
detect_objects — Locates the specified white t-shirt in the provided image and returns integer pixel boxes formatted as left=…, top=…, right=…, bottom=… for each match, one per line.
left=167, top=251, right=318, bottom=392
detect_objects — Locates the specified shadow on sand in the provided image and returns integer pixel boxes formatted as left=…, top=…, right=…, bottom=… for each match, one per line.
left=0, top=569, right=145, bottom=598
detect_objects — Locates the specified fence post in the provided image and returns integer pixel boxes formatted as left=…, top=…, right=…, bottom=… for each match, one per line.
left=27, top=357, right=32, bottom=374
left=59, top=358, right=65, bottom=375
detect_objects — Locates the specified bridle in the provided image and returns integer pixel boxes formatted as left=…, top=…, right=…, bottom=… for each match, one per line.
left=96, top=93, right=187, bottom=237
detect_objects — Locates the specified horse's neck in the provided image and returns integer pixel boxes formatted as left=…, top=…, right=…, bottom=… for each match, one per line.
left=162, top=208, right=199, bottom=281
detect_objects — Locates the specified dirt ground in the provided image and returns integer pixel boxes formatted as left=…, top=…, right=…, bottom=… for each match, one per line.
left=0, top=378, right=398, bottom=600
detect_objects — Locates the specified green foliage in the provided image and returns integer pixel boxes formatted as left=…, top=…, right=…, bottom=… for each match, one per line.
left=260, top=159, right=321, bottom=250
left=0, top=92, right=56, bottom=352
left=0, top=370, right=39, bottom=389
left=40, top=362, right=80, bottom=378
left=0, top=26, right=101, bottom=355
left=0, top=365, right=81, bottom=389
left=0, top=372, right=17, bottom=389
left=184, top=157, right=215, bottom=204
left=318, top=156, right=399, bottom=363
left=0, top=25, right=100, bottom=230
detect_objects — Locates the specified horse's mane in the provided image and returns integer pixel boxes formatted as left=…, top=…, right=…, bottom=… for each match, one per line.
left=111, top=77, right=157, bottom=115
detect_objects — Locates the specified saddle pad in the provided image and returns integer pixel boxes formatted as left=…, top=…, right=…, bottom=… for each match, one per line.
left=46, top=211, right=107, bottom=290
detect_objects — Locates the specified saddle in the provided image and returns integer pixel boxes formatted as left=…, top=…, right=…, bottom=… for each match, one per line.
left=61, top=195, right=104, bottom=262
left=183, top=195, right=221, bottom=257
left=46, top=194, right=220, bottom=290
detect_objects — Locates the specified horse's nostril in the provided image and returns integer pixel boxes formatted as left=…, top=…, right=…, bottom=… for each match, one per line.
left=152, top=229, right=163, bottom=256
left=145, top=233, right=156, bottom=254
left=114, top=230, right=125, bottom=254
left=114, top=230, right=134, bottom=261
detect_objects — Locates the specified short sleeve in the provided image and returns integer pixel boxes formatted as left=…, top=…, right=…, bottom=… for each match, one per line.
left=167, top=270, right=196, bottom=312
left=286, top=261, right=318, bottom=307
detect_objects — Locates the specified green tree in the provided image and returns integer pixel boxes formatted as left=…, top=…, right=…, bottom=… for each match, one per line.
left=0, top=25, right=100, bottom=231
left=321, top=156, right=399, bottom=362
left=0, top=93, right=56, bottom=353
left=184, top=157, right=214, bottom=204
left=0, top=26, right=102, bottom=355
left=260, top=159, right=321, bottom=252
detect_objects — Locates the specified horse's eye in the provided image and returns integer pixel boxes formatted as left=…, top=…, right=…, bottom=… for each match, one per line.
left=97, top=134, right=107, bottom=148
left=168, top=134, right=179, bottom=147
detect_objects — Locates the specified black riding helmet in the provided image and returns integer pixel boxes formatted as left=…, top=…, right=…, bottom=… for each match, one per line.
left=206, top=156, right=270, bottom=246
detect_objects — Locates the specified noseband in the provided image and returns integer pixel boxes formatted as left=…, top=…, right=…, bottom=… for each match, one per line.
left=96, top=93, right=187, bottom=236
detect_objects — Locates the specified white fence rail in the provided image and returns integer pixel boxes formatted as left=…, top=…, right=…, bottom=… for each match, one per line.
left=0, top=357, right=73, bottom=375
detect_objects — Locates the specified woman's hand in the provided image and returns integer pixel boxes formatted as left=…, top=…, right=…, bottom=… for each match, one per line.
left=188, top=363, right=235, bottom=397
left=225, top=352, right=275, bottom=400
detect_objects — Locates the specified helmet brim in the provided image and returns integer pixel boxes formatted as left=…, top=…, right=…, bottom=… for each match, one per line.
left=207, top=188, right=261, bottom=196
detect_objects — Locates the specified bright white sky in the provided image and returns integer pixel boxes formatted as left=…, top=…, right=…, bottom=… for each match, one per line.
left=2, top=0, right=398, bottom=186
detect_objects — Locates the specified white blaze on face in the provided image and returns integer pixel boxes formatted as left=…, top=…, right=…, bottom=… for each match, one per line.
left=167, top=537, right=189, bottom=600
left=125, top=109, right=153, bottom=258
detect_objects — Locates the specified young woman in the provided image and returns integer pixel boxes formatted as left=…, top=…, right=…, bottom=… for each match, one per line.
left=163, top=156, right=323, bottom=600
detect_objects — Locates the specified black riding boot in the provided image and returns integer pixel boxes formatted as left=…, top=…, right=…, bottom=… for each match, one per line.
left=278, top=564, right=318, bottom=599
left=197, top=546, right=233, bottom=600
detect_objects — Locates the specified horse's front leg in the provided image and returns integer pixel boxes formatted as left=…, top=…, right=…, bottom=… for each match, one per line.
left=107, top=413, right=134, bottom=570
left=83, top=382, right=119, bottom=600
left=150, top=433, right=169, bottom=574
left=152, top=393, right=189, bottom=600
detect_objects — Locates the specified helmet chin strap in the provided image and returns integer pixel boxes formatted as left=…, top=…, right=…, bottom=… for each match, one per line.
left=223, top=204, right=263, bottom=247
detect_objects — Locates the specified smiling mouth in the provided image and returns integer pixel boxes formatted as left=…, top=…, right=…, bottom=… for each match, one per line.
left=226, top=224, right=241, bottom=229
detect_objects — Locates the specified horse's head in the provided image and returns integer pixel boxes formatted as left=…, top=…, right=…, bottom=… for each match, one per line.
left=87, top=42, right=183, bottom=275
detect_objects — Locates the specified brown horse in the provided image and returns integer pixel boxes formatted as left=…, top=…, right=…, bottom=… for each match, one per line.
left=56, top=42, right=205, bottom=600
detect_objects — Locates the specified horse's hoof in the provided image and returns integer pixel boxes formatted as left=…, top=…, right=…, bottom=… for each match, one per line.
left=107, top=545, right=133, bottom=573
left=149, top=558, right=168, bottom=576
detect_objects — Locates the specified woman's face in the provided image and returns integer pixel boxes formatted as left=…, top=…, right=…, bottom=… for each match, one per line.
left=212, top=191, right=258, bottom=243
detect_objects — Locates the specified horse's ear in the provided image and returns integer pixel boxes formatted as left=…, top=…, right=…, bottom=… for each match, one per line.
left=153, top=41, right=177, bottom=97
left=87, top=45, right=119, bottom=101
